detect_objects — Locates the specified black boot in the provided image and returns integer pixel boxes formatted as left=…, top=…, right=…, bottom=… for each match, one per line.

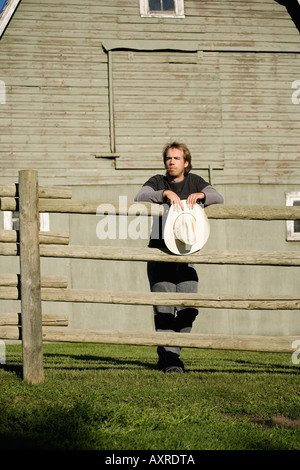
left=157, top=347, right=184, bottom=373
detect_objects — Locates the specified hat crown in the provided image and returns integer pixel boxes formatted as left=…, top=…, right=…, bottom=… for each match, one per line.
left=163, top=200, right=210, bottom=255
left=173, top=213, right=197, bottom=245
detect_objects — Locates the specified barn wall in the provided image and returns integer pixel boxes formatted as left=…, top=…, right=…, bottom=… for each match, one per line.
left=0, top=0, right=299, bottom=185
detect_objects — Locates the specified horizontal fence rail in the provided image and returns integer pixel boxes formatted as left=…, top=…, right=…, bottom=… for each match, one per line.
left=0, top=274, right=68, bottom=288
left=0, top=230, right=69, bottom=245
left=41, top=289, right=300, bottom=310
left=1, top=287, right=300, bottom=310
left=0, top=183, right=72, bottom=199
left=0, top=327, right=297, bottom=354
left=1, top=244, right=300, bottom=266
left=0, top=170, right=299, bottom=384
left=1, top=195, right=300, bottom=220
left=0, top=313, right=68, bottom=327
left=36, top=330, right=300, bottom=354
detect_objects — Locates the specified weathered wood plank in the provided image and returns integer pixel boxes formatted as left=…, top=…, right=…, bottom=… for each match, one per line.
left=40, top=313, right=69, bottom=326
left=9, top=200, right=299, bottom=220
left=205, top=204, right=300, bottom=220
left=41, top=288, right=300, bottom=310
left=0, top=326, right=21, bottom=340
left=0, top=159, right=113, bottom=171
left=0, top=314, right=20, bottom=326
left=1, top=172, right=298, bottom=186
left=39, top=232, right=70, bottom=245
left=38, top=276, right=68, bottom=288
left=0, top=275, right=17, bottom=287
left=38, top=245, right=300, bottom=267
left=0, top=184, right=18, bottom=197
left=0, top=313, right=68, bottom=326
left=0, top=275, right=68, bottom=288
left=115, top=155, right=300, bottom=170
left=0, top=287, right=19, bottom=300
left=19, top=170, right=44, bottom=384
left=1, top=241, right=299, bottom=267
left=0, top=230, right=18, bottom=243
left=0, top=243, right=18, bottom=256
left=41, top=327, right=300, bottom=353
left=0, top=184, right=72, bottom=198
left=0, top=230, right=70, bottom=245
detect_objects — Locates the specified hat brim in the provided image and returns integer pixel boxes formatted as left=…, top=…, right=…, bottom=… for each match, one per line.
left=163, top=200, right=210, bottom=255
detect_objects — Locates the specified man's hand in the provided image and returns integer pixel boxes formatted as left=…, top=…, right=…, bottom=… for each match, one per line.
left=186, top=192, right=205, bottom=208
left=163, top=191, right=205, bottom=210
left=163, top=190, right=184, bottom=211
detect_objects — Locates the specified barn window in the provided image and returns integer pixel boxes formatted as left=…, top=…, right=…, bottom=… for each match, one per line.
left=140, top=0, right=185, bottom=17
left=286, top=192, right=300, bottom=241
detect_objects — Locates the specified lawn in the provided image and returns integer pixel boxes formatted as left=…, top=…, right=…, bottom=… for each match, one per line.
left=0, top=342, right=299, bottom=450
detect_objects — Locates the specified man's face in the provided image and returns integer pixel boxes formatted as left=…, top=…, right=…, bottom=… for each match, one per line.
left=165, top=147, right=188, bottom=181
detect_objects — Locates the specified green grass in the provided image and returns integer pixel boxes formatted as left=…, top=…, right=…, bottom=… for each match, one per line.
left=0, top=342, right=299, bottom=450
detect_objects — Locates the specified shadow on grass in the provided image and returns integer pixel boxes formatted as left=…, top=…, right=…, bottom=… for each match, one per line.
left=1, top=363, right=23, bottom=379
left=0, top=401, right=99, bottom=450
left=1, top=349, right=299, bottom=451
left=3, top=344, right=298, bottom=377
left=41, top=352, right=299, bottom=376
left=43, top=352, right=159, bottom=372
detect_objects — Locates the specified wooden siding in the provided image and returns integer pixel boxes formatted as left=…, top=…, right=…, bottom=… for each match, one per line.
left=0, top=0, right=299, bottom=184
left=112, top=49, right=300, bottom=184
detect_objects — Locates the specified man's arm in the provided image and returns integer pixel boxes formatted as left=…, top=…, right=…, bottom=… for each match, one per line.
left=135, top=186, right=185, bottom=210
left=186, top=186, right=224, bottom=208
left=202, top=185, right=224, bottom=206
left=134, top=185, right=165, bottom=204
left=135, top=184, right=224, bottom=207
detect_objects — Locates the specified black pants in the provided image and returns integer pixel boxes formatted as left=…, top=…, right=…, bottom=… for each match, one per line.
left=147, top=261, right=199, bottom=355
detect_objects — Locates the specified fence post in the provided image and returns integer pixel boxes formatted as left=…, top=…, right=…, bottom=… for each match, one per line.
left=19, top=170, right=44, bottom=384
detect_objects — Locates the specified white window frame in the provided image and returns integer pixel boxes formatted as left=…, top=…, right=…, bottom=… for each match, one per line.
left=286, top=192, right=300, bottom=241
left=140, top=0, right=185, bottom=18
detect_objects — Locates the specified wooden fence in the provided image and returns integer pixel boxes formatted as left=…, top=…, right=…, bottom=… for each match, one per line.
left=0, top=170, right=300, bottom=384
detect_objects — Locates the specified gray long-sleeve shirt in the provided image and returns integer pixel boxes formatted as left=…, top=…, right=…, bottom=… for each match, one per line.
left=134, top=173, right=224, bottom=206
left=134, top=173, right=224, bottom=248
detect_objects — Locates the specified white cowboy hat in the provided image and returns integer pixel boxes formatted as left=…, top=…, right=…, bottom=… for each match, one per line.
left=163, top=200, right=210, bottom=255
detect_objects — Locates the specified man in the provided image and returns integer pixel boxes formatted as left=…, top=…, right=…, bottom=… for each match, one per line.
left=135, top=141, right=224, bottom=373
